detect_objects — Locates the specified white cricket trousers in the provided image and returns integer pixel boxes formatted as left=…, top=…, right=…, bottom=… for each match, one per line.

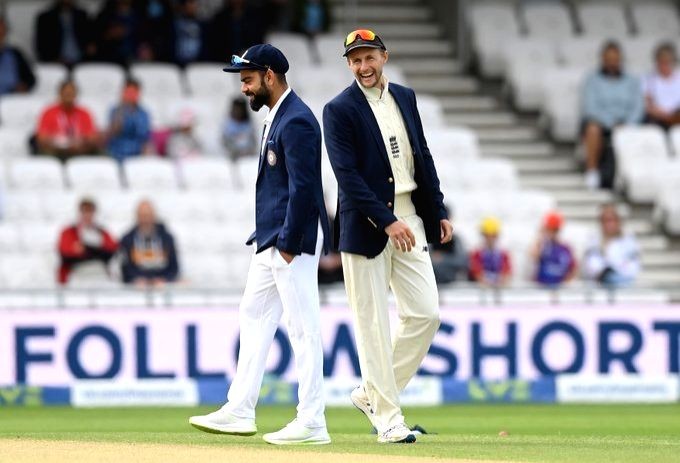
left=224, top=227, right=326, bottom=429
left=341, top=194, right=440, bottom=432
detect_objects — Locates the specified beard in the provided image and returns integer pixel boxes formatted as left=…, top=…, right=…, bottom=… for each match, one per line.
left=247, top=86, right=270, bottom=111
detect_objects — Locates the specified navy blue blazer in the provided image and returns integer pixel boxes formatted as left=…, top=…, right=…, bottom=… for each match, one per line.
left=323, top=81, right=447, bottom=258
left=246, top=90, right=330, bottom=255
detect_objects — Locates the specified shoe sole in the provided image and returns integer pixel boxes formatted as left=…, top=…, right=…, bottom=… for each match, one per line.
left=189, top=421, right=257, bottom=436
left=378, top=433, right=417, bottom=444
left=263, top=436, right=331, bottom=445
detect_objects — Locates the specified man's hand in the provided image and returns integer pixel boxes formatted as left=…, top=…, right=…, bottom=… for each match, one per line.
left=385, top=220, right=416, bottom=252
left=279, top=249, right=295, bottom=264
left=440, top=219, right=453, bottom=244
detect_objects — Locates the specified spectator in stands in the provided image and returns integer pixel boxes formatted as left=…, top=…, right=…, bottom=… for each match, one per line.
left=35, top=0, right=94, bottom=66
left=119, top=200, right=179, bottom=287
left=106, top=78, right=152, bottom=162
left=58, top=198, right=118, bottom=285
left=469, top=216, right=512, bottom=287
left=36, top=79, right=100, bottom=159
left=581, top=41, right=644, bottom=190
left=430, top=205, right=468, bottom=284
left=643, top=43, right=680, bottom=129
left=172, top=0, right=208, bottom=66
left=167, top=109, right=202, bottom=158
left=0, top=16, right=36, bottom=95
left=137, top=0, right=175, bottom=62
left=208, top=0, right=265, bottom=60
left=583, top=203, right=640, bottom=287
left=291, top=0, right=331, bottom=63
left=94, top=0, right=142, bottom=65
left=530, top=211, right=576, bottom=287
left=222, top=98, right=257, bottom=161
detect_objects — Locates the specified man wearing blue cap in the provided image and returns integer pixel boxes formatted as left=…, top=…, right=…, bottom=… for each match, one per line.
left=323, top=30, right=453, bottom=444
left=189, top=44, right=331, bottom=445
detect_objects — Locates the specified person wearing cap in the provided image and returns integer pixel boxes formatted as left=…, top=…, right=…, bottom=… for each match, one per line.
left=530, top=211, right=576, bottom=287
left=189, top=44, right=331, bottom=445
left=323, top=29, right=452, bottom=444
left=469, top=216, right=512, bottom=287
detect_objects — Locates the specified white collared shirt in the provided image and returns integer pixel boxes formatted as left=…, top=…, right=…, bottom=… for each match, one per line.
left=357, top=75, right=417, bottom=195
left=260, top=87, right=292, bottom=157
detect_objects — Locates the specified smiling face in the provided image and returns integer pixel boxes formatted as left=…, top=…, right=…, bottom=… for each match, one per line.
left=240, top=69, right=272, bottom=111
left=347, top=47, right=388, bottom=89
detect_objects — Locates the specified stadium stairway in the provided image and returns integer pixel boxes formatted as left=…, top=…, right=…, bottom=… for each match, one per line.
left=331, top=0, right=680, bottom=300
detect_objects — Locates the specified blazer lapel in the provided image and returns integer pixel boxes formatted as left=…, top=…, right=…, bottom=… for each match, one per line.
left=389, top=85, right=419, bottom=158
left=257, top=91, right=297, bottom=178
left=350, top=82, right=391, bottom=171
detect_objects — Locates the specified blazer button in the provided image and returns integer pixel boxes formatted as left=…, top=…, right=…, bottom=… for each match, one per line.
left=388, top=177, right=394, bottom=183
left=387, top=201, right=393, bottom=208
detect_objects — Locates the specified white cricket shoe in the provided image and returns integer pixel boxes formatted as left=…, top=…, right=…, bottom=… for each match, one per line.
left=189, top=405, right=257, bottom=436
left=350, top=385, right=378, bottom=429
left=377, top=423, right=416, bottom=444
left=584, top=169, right=600, bottom=191
left=262, top=419, right=331, bottom=445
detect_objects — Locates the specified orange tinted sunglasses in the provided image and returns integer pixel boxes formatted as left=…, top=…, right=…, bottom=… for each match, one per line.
left=344, top=29, right=376, bottom=47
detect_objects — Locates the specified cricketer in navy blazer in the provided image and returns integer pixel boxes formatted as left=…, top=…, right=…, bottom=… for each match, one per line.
left=323, top=81, right=448, bottom=258
left=246, top=90, right=330, bottom=256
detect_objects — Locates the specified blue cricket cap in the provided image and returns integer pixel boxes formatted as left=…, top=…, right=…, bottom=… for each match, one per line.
left=223, top=44, right=289, bottom=74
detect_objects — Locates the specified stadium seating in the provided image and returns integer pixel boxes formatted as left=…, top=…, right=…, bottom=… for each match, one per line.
left=186, top=62, right=242, bottom=100
left=469, top=2, right=520, bottom=77
left=65, top=157, right=122, bottom=192
left=5, top=0, right=43, bottom=61
left=0, top=95, right=44, bottom=132
left=123, top=157, right=180, bottom=191
left=180, top=158, right=235, bottom=191
left=0, top=128, right=32, bottom=159
left=267, top=32, right=316, bottom=67
left=577, top=2, right=630, bottom=38
left=7, top=157, right=64, bottom=191
left=130, top=63, right=186, bottom=100
left=630, top=2, right=680, bottom=36
left=32, top=63, right=69, bottom=97
left=521, top=2, right=574, bottom=40
left=73, top=63, right=127, bottom=104
left=540, top=67, right=584, bottom=142
left=503, top=38, right=558, bottom=110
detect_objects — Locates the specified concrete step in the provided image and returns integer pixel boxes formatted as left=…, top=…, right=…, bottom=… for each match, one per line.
left=520, top=174, right=585, bottom=190
left=399, top=58, right=462, bottom=75
left=362, top=23, right=442, bottom=39
left=445, top=112, right=517, bottom=127
left=383, top=39, right=453, bottom=56
left=560, top=203, right=631, bottom=221
left=549, top=189, right=616, bottom=204
left=481, top=142, right=554, bottom=158
left=639, top=270, right=680, bottom=284
left=642, top=251, right=680, bottom=267
left=437, top=95, right=499, bottom=112
left=410, top=76, right=479, bottom=94
left=333, top=5, right=431, bottom=22
left=566, top=218, right=656, bottom=236
left=474, top=127, right=540, bottom=143
left=511, top=157, right=576, bottom=173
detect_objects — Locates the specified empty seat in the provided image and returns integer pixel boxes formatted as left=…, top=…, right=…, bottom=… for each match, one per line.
left=558, top=37, right=606, bottom=70
left=416, top=95, right=446, bottom=128
left=522, top=3, right=574, bottom=40
left=290, top=66, right=351, bottom=100
left=153, top=191, right=219, bottom=223
left=577, top=3, right=630, bottom=38
left=0, top=128, right=31, bottom=159
left=0, top=95, right=45, bottom=131
left=315, top=34, right=347, bottom=68
left=8, top=157, right=64, bottom=190
left=66, top=157, right=122, bottom=192
left=0, top=253, right=56, bottom=289
left=541, top=67, right=587, bottom=142
left=2, top=191, right=45, bottom=222
left=469, top=2, right=521, bottom=77
left=6, top=0, right=44, bottom=61
left=18, top=221, right=61, bottom=254
left=631, top=2, right=680, bottom=36
left=130, top=63, right=185, bottom=99
left=33, top=63, right=69, bottom=97
left=622, top=37, right=665, bottom=74
left=425, top=127, right=480, bottom=162
left=73, top=63, right=126, bottom=104
left=0, top=223, right=20, bottom=252
left=267, top=32, right=315, bottom=66
left=459, top=159, right=519, bottom=191
left=123, top=157, right=180, bottom=191
left=504, top=38, right=558, bottom=110
left=41, top=190, right=80, bottom=224
left=180, top=157, right=233, bottom=190
left=182, top=253, right=232, bottom=287
left=186, top=62, right=242, bottom=99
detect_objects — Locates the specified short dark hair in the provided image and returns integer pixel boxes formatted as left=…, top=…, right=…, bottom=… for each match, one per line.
left=125, top=77, right=140, bottom=88
left=601, top=40, right=621, bottom=55
left=79, top=198, right=97, bottom=211
left=59, top=78, right=76, bottom=92
left=655, top=42, right=677, bottom=61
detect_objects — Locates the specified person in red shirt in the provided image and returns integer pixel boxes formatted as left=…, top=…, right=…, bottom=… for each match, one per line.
left=36, top=79, right=100, bottom=159
left=58, top=198, right=118, bottom=284
left=469, top=216, right=512, bottom=287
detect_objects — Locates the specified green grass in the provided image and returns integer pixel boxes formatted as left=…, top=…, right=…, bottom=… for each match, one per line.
left=1, top=404, right=679, bottom=462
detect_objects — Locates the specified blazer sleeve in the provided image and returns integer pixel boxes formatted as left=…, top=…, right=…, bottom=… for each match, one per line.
left=409, top=89, right=448, bottom=221
left=13, top=49, right=36, bottom=91
left=276, top=116, right=319, bottom=255
left=323, top=101, right=397, bottom=230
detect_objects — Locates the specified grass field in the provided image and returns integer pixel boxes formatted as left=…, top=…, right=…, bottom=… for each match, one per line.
left=1, top=404, right=679, bottom=462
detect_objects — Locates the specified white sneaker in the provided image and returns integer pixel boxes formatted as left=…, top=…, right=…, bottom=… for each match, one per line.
left=350, top=386, right=378, bottom=429
left=262, top=419, right=331, bottom=445
left=377, top=423, right=416, bottom=444
left=189, top=405, right=257, bottom=436
left=584, top=169, right=600, bottom=190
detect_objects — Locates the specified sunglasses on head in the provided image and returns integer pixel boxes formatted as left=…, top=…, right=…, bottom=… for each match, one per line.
left=344, top=29, right=376, bottom=47
left=231, top=54, right=270, bottom=71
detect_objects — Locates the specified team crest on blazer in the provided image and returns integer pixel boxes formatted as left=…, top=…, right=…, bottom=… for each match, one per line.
left=267, top=149, right=277, bottom=166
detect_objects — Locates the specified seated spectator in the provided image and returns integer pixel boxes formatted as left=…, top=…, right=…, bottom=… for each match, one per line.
left=0, top=16, right=36, bottom=95
left=583, top=204, right=640, bottom=287
left=173, top=0, right=208, bottom=66
left=581, top=41, right=643, bottom=190
left=469, top=216, right=512, bottom=288
left=36, top=79, right=100, bottom=160
left=94, top=0, right=142, bottom=65
left=222, top=98, right=257, bottom=161
left=119, top=200, right=179, bottom=287
left=137, top=0, right=174, bottom=62
left=58, top=198, right=118, bottom=285
left=643, top=43, right=680, bottom=129
left=530, top=211, right=576, bottom=287
left=429, top=206, right=467, bottom=284
left=35, top=0, right=94, bottom=66
left=292, top=0, right=331, bottom=63
left=167, top=109, right=202, bottom=158
left=106, top=78, right=152, bottom=162
left=207, top=0, right=265, bottom=60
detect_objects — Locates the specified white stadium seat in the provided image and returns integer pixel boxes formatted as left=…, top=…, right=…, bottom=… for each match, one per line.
left=0, top=224, right=21, bottom=252
left=503, top=38, right=558, bottom=110
left=577, top=3, right=630, bottom=38
left=469, top=2, right=521, bottom=77
left=630, top=2, right=680, bottom=36
left=267, top=33, right=315, bottom=67
left=2, top=192, right=45, bottom=222
left=622, top=37, right=666, bottom=75
left=5, top=0, right=44, bottom=61
left=0, top=95, right=45, bottom=131
left=425, top=127, right=480, bottom=174
left=41, top=190, right=80, bottom=224
left=18, top=221, right=61, bottom=254
left=182, top=253, right=233, bottom=287
left=0, top=128, right=31, bottom=159
left=416, top=95, right=446, bottom=129
left=558, top=37, right=606, bottom=70
left=73, top=63, right=126, bottom=104
left=81, top=99, right=110, bottom=132
left=315, top=34, right=347, bottom=69
left=522, top=3, right=574, bottom=40
left=541, top=67, right=586, bottom=142
left=186, top=62, right=242, bottom=99
left=458, top=159, right=518, bottom=192
left=0, top=253, right=55, bottom=289
left=130, top=63, right=186, bottom=99
left=180, top=158, right=234, bottom=191
left=8, top=158, right=64, bottom=191
left=33, top=63, right=69, bottom=97
left=289, top=66, right=351, bottom=101
left=123, top=157, right=180, bottom=191
left=66, top=157, right=122, bottom=192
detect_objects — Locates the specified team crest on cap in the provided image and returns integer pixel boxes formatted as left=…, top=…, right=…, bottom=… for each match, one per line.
left=267, top=149, right=277, bottom=166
